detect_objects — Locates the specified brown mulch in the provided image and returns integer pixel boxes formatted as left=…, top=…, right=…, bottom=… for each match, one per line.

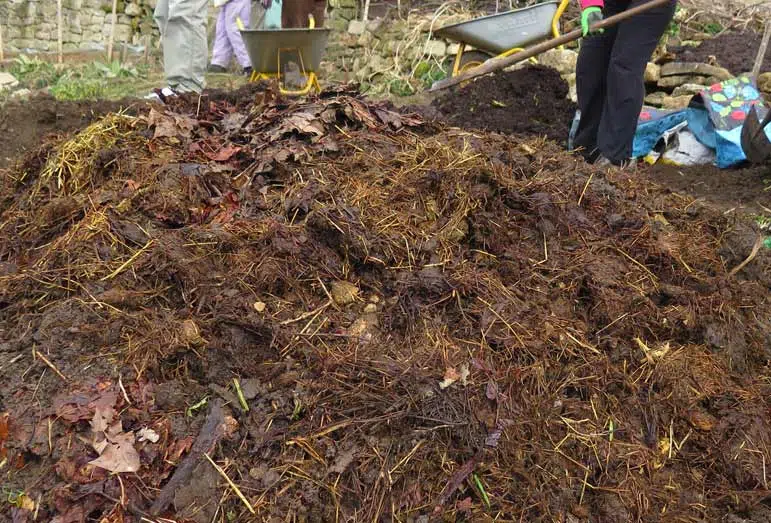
left=2, top=84, right=771, bottom=522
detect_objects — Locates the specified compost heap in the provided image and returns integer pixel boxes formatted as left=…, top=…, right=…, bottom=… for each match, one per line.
left=432, top=65, right=577, bottom=143
left=2, top=84, right=771, bottom=523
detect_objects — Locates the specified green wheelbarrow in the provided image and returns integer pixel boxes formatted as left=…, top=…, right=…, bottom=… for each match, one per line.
left=435, top=0, right=570, bottom=77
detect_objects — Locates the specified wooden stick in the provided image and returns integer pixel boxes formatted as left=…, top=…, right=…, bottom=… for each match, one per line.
left=431, top=0, right=671, bottom=91
left=0, top=21, right=5, bottom=62
left=729, top=234, right=763, bottom=276
left=362, top=0, right=371, bottom=21
left=203, top=453, right=255, bottom=514
left=107, top=0, right=119, bottom=61
left=751, top=21, right=771, bottom=79
left=57, top=0, right=63, bottom=64
left=33, top=349, right=68, bottom=382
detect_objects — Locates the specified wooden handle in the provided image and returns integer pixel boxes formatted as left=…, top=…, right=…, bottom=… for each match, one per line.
left=430, top=0, right=672, bottom=92
left=751, top=21, right=771, bottom=79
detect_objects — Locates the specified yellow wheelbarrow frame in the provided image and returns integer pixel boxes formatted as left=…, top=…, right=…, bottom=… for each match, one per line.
left=442, top=0, right=571, bottom=77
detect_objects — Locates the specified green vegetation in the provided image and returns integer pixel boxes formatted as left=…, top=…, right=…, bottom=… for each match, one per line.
left=703, top=22, right=723, bottom=35
left=8, top=56, right=148, bottom=101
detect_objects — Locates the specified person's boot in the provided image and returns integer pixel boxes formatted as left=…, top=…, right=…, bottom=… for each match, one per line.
left=208, top=64, right=227, bottom=73
left=595, top=155, right=635, bottom=170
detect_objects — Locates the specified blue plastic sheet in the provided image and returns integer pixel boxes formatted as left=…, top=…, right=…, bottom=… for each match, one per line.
left=686, top=76, right=771, bottom=168
left=568, top=76, right=771, bottom=168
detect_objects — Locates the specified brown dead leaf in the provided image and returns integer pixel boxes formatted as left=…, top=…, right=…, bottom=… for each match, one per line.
left=90, top=406, right=115, bottom=433
left=267, top=111, right=326, bottom=141
left=50, top=504, right=86, bottom=523
left=485, top=380, right=499, bottom=401
left=439, top=367, right=461, bottom=390
left=204, top=144, right=242, bottom=162
left=375, top=109, right=404, bottom=129
left=688, top=410, right=717, bottom=432
left=149, top=108, right=178, bottom=139
left=168, top=436, right=195, bottom=462
left=90, top=431, right=140, bottom=474
left=456, top=497, right=473, bottom=513
left=328, top=445, right=359, bottom=475
left=54, top=387, right=118, bottom=424
left=148, top=108, right=196, bottom=140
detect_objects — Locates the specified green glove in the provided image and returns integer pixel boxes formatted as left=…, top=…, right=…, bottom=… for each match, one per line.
left=581, top=7, right=604, bottom=37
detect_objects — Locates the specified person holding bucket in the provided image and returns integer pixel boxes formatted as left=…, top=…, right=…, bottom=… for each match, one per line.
left=572, top=0, right=677, bottom=167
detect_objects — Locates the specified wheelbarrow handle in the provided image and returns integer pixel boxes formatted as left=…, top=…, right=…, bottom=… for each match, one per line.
left=430, top=0, right=672, bottom=92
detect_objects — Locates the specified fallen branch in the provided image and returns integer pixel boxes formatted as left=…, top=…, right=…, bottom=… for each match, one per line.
left=150, top=400, right=226, bottom=515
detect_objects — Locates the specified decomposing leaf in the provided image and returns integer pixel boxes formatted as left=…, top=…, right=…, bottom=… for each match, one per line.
left=484, top=427, right=503, bottom=448
left=90, top=431, right=140, bottom=474
left=267, top=112, right=326, bottom=141
left=54, top=388, right=118, bottom=424
left=328, top=446, right=359, bottom=475
left=440, top=363, right=469, bottom=389
left=330, top=280, right=360, bottom=306
left=204, top=144, right=242, bottom=162
left=253, top=301, right=266, bottom=313
left=180, top=319, right=204, bottom=346
left=90, top=406, right=115, bottom=433
left=439, top=363, right=470, bottom=390
left=8, top=492, right=35, bottom=511
left=486, top=380, right=499, bottom=401
left=439, top=367, right=461, bottom=390
left=688, top=410, right=717, bottom=432
left=456, top=497, right=473, bottom=513
left=137, top=427, right=160, bottom=443
left=375, top=109, right=404, bottom=129
left=148, top=108, right=196, bottom=140
left=459, top=364, right=470, bottom=386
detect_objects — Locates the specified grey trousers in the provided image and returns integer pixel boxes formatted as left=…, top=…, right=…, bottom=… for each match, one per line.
left=154, top=0, right=210, bottom=93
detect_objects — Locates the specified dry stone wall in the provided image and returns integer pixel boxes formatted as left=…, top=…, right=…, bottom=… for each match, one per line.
left=1, top=0, right=185, bottom=52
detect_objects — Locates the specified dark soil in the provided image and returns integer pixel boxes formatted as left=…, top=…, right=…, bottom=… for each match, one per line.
left=433, top=65, right=576, bottom=143
left=646, top=162, right=771, bottom=214
left=0, top=95, right=140, bottom=169
left=2, top=85, right=771, bottom=522
left=674, top=31, right=771, bottom=75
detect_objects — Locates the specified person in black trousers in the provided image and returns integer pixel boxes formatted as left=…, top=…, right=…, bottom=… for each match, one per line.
left=573, top=0, right=677, bottom=167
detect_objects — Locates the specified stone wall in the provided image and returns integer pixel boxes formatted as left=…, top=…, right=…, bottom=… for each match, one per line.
left=0, top=0, right=358, bottom=54
left=2, top=0, right=166, bottom=53
left=1, top=0, right=357, bottom=53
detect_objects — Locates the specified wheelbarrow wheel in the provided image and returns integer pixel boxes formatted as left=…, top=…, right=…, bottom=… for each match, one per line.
left=445, top=50, right=493, bottom=77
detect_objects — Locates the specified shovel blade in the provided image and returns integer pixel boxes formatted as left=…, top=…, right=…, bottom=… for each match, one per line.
left=741, top=105, right=771, bottom=164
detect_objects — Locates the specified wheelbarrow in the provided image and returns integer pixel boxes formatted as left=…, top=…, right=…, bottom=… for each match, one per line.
left=435, top=0, right=570, bottom=77
left=741, top=104, right=771, bottom=164
left=239, top=16, right=330, bottom=96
